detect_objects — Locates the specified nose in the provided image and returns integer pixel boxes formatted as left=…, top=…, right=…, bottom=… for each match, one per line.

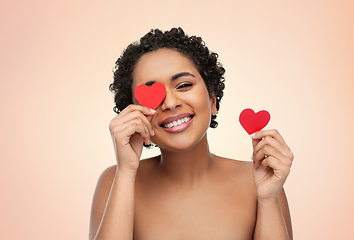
left=160, top=89, right=181, bottom=111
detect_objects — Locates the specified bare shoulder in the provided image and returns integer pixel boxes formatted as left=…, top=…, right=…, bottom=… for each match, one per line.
left=212, top=155, right=257, bottom=194
left=97, top=164, right=117, bottom=184
left=89, top=158, right=161, bottom=240
left=91, top=165, right=118, bottom=204
left=90, top=157, right=159, bottom=205
left=89, top=165, right=117, bottom=239
left=213, top=155, right=254, bottom=177
left=94, top=155, right=160, bottom=183
left=92, top=156, right=160, bottom=189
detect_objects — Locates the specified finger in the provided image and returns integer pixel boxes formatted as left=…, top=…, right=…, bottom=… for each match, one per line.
left=110, top=109, right=155, bottom=136
left=145, top=114, right=154, bottom=126
left=261, top=156, right=290, bottom=179
left=253, top=145, right=292, bottom=169
left=251, top=138, right=261, bottom=160
left=111, top=116, right=149, bottom=135
left=253, top=135, right=293, bottom=160
left=250, top=129, right=290, bottom=150
left=123, top=111, right=154, bottom=134
left=119, top=104, right=156, bottom=117
left=114, top=121, right=151, bottom=146
left=252, top=138, right=261, bottom=149
left=143, top=137, right=152, bottom=146
left=134, top=125, right=152, bottom=146
left=113, top=105, right=156, bottom=130
left=113, top=106, right=155, bottom=125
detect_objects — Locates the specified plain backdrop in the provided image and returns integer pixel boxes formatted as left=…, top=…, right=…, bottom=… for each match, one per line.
left=1, top=0, right=353, bottom=239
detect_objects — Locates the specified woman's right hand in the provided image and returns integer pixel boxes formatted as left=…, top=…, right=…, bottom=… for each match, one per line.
left=109, top=105, right=156, bottom=173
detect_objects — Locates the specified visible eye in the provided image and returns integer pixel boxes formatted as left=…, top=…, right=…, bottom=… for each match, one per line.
left=177, top=83, right=193, bottom=89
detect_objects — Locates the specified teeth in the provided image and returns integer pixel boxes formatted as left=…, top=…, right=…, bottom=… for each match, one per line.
left=163, top=117, right=192, bottom=129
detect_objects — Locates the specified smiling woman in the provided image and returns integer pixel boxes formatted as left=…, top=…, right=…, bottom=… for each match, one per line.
left=89, top=27, right=293, bottom=240
left=109, top=28, right=225, bottom=129
left=131, top=49, right=216, bottom=151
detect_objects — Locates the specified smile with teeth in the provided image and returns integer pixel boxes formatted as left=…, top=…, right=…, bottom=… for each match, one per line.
left=162, top=116, right=193, bottom=129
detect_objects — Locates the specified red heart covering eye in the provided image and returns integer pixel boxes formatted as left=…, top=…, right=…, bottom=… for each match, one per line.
left=239, top=108, right=271, bottom=135
left=134, top=82, right=166, bottom=109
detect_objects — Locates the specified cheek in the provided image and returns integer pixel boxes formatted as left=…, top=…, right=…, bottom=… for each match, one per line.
left=193, top=89, right=212, bottom=110
left=182, top=89, right=212, bottom=120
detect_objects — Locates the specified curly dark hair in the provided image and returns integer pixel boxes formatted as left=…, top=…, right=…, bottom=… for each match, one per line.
left=109, top=27, right=225, bottom=128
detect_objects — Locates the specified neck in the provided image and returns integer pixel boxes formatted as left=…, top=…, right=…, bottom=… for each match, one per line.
left=158, top=134, right=215, bottom=187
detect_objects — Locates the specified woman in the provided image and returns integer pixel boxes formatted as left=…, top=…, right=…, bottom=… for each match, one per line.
left=89, top=27, right=293, bottom=240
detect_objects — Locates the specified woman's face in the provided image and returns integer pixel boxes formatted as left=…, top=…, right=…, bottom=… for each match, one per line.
left=132, top=48, right=217, bottom=152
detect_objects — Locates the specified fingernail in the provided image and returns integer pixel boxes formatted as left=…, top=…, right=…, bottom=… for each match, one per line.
left=250, top=133, right=256, bottom=138
left=251, top=155, right=254, bottom=160
left=150, top=108, right=156, bottom=113
left=151, top=130, right=155, bottom=136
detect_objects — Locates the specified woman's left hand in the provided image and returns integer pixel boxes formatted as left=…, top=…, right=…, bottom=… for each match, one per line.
left=251, top=129, right=294, bottom=202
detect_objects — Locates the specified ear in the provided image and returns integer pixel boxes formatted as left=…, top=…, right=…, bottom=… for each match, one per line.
left=210, top=94, right=217, bottom=115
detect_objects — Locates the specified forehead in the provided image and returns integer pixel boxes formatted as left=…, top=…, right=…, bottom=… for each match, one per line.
left=132, top=48, right=198, bottom=88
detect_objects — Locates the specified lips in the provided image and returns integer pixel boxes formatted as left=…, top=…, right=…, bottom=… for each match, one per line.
left=160, top=113, right=194, bottom=129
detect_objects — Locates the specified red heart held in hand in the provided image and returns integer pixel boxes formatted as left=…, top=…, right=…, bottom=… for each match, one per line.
left=134, top=82, right=166, bottom=109
left=239, top=108, right=271, bottom=135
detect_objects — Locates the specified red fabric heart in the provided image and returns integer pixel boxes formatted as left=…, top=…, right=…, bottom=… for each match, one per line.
left=134, top=82, right=166, bottom=109
left=239, top=108, right=271, bottom=135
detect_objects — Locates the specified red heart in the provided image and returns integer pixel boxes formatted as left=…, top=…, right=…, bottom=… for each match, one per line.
left=134, top=82, right=166, bottom=109
left=239, top=108, right=271, bottom=135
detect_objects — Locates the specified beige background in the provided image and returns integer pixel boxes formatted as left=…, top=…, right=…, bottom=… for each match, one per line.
left=1, top=0, right=353, bottom=239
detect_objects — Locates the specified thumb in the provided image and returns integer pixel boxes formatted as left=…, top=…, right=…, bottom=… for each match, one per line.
left=145, top=108, right=156, bottom=122
left=146, top=114, right=153, bottom=122
left=252, top=138, right=261, bottom=149
left=251, top=138, right=260, bottom=161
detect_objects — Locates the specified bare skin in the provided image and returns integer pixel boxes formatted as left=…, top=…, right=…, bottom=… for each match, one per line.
left=89, top=49, right=293, bottom=240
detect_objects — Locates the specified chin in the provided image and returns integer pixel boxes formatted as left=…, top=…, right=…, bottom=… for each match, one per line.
left=154, top=133, right=207, bottom=153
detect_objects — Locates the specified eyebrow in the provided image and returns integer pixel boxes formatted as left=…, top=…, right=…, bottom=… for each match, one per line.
left=143, top=72, right=195, bottom=86
left=171, top=72, right=195, bottom=81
